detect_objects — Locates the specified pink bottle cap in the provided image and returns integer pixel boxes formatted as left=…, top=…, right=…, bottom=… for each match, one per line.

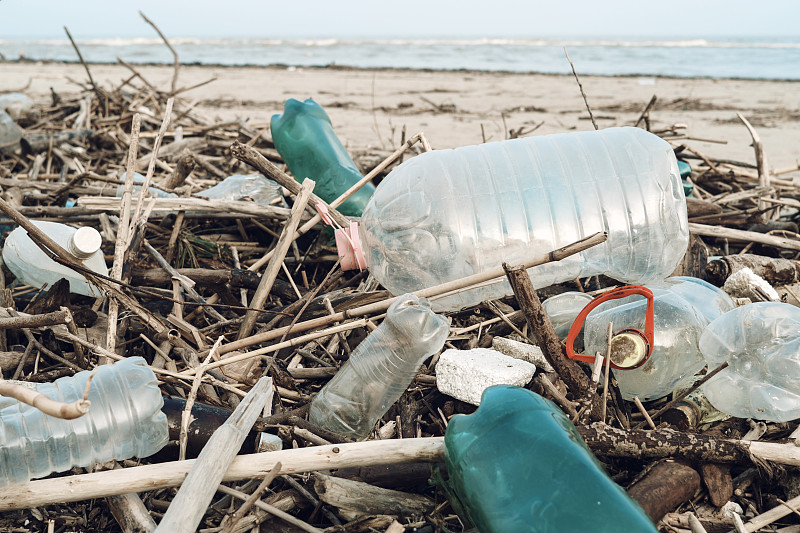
left=335, top=222, right=366, bottom=271
left=316, top=201, right=366, bottom=271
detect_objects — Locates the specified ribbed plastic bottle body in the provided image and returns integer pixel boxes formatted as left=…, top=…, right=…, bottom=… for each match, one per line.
left=0, top=357, right=168, bottom=487
left=584, top=277, right=734, bottom=401
left=359, top=127, right=688, bottom=311
left=308, top=294, right=450, bottom=439
left=1, top=220, right=109, bottom=297
left=444, top=385, right=658, bottom=533
left=700, top=302, right=800, bottom=422
left=270, top=98, right=375, bottom=217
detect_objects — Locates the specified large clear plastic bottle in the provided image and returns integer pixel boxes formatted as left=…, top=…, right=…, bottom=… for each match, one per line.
left=350, top=127, right=688, bottom=312
left=583, top=277, right=734, bottom=401
left=2, top=221, right=109, bottom=297
left=0, top=357, right=168, bottom=487
left=700, top=302, right=800, bottom=422
left=444, top=385, right=657, bottom=533
left=308, top=293, right=450, bottom=440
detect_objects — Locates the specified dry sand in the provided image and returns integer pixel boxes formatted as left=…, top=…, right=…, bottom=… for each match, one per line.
left=2, top=61, right=799, bottom=170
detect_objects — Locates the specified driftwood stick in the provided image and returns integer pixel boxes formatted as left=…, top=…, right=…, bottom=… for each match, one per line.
left=221, top=231, right=607, bottom=355
left=139, top=11, right=180, bottom=94
left=626, top=460, right=701, bottom=523
left=130, top=98, right=173, bottom=234
left=0, top=308, right=72, bottom=329
left=577, top=422, right=800, bottom=468
left=77, top=196, right=296, bottom=219
left=564, top=47, right=597, bottom=130
left=0, top=369, right=95, bottom=419
left=687, top=513, right=709, bottom=533
left=220, top=462, right=282, bottom=533
left=634, top=94, right=658, bottom=129
left=107, top=491, right=157, bottom=533
left=237, top=178, right=315, bottom=340
left=156, top=376, right=272, bottom=533
left=503, top=262, right=602, bottom=421
left=741, top=492, right=800, bottom=532
left=689, top=222, right=800, bottom=252
left=0, top=438, right=446, bottom=511
left=216, top=485, right=323, bottom=533
left=188, top=320, right=368, bottom=374
left=107, top=113, right=141, bottom=354
left=63, top=26, right=102, bottom=101
left=179, top=337, right=222, bottom=461
left=143, top=240, right=226, bottom=323
left=737, top=112, right=770, bottom=213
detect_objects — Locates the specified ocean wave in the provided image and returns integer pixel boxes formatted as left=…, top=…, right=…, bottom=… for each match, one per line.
left=6, top=37, right=800, bottom=49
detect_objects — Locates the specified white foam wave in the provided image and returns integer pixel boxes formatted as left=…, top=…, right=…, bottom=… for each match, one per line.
left=7, top=37, right=800, bottom=49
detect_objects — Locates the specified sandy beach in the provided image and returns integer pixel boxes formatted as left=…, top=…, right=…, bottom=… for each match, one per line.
left=2, top=61, right=799, bottom=170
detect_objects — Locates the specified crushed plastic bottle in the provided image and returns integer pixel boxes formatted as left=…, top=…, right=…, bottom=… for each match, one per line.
left=196, top=173, right=283, bottom=206
left=271, top=98, right=375, bottom=217
left=308, top=293, right=450, bottom=439
left=444, top=385, right=658, bottom=533
left=0, top=110, right=23, bottom=153
left=335, top=126, right=689, bottom=311
left=0, top=93, right=34, bottom=120
left=700, top=302, right=800, bottom=422
left=582, top=277, right=734, bottom=401
left=0, top=357, right=168, bottom=486
left=2, top=221, right=109, bottom=297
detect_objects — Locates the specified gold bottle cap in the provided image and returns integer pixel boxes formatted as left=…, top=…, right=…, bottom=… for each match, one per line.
left=609, top=331, right=648, bottom=369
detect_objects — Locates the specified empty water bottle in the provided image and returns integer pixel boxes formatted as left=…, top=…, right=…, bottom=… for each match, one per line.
left=700, top=302, right=800, bottom=422
left=444, top=385, right=657, bottom=533
left=335, top=127, right=688, bottom=311
left=2, top=221, right=109, bottom=297
left=0, top=110, right=23, bottom=153
left=308, top=293, right=450, bottom=439
left=197, top=173, right=283, bottom=206
left=271, top=98, right=375, bottom=217
left=579, top=277, right=734, bottom=401
left=0, top=357, right=168, bottom=486
left=0, top=93, right=34, bottom=120
left=543, top=291, right=593, bottom=340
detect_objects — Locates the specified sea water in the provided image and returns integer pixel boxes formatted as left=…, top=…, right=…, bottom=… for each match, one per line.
left=2, top=35, right=799, bottom=80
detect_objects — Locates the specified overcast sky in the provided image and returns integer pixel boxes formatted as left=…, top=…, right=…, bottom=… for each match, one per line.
left=0, top=0, right=797, bottom=39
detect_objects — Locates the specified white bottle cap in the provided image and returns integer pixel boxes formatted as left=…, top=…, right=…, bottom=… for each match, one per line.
left=69, top=227, right=102, bottom=259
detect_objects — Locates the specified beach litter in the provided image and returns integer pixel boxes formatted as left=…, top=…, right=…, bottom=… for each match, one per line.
left=1, top=19, right=800, bottom=533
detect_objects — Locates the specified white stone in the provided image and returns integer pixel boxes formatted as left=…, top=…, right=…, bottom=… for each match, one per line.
left=491, top=336, right=554, bottom=372
left=435, top=348, right=536, bottom=405
left=723, top=267, right=780, bottom=302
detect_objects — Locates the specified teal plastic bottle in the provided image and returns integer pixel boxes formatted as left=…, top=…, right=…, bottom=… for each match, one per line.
left=270, top=98, right=375, bottom=217
left=444, top=385, right=657, bottom=533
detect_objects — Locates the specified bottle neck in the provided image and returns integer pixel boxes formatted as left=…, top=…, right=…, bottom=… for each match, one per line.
left=68, top=228, right=101, bottom=260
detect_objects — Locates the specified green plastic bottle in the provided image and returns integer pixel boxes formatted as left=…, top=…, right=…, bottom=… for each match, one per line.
left=444, top=385, right=658, bottom=533
left=270, top=98, right=375, bottom=217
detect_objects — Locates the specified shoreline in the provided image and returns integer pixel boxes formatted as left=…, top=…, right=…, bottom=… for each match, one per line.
left=5, top=58, right=800, bottom=83
left=2, top=61, right=799, bottom=171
